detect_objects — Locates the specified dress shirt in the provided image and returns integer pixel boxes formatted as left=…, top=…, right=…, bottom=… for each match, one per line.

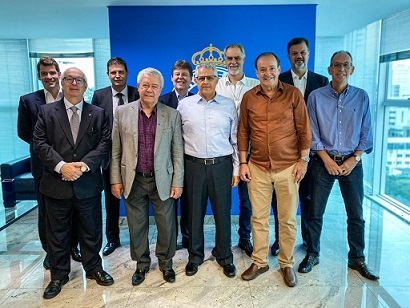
left=111, top=86, right=129, bottom=115
left=291, top=69, right=307, bottom=96
left=136, top=102, right=157, bottom=173
left=174, top=90, right=189, bottom=102
left=177, top=93, right=239, bottom=176
left=238, top=82, right=312, bottom=173
left=307, top=83, right=373, bottom=155
left=216, top=75, right=260, bottom=111
left=44, top=89, right=63, bottom=104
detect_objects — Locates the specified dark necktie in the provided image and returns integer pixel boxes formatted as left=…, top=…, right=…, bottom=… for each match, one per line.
left=70, top=106, right=80, bottom=143
left=116, top=93, right=124, bottom=105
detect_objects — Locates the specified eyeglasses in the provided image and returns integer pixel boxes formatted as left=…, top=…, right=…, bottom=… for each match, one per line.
left=196, top=75, right=217, bottom=82
left=62, top=77, right=86, bottom=84
left=331, top=62, right=352, bottom=69
left=226, top=56, right=242, bottom=61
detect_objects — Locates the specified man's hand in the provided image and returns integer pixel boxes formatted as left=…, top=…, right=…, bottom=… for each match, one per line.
left=339, top=157, right=358, bottom=176
left=240, top=164, right=252, bottom=182
left=231, top=176, right=240, bottom=187
left=170, top=187, right=183, bottom=199
left=61, top=162, right=83, bottom=181
left=292, top=160, right=308, bottom=183
left=322, top=157, right=344, bottom=176
left=111, top=183, right=124, bottom=199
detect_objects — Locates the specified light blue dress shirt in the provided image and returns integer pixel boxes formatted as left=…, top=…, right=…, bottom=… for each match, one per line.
left=307, top=84, right=373, bottom=155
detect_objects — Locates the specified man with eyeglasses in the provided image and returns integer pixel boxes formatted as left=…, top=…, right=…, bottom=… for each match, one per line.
left=298, top=51, right=379, bottom=281
left=215, top=44, right=260, bottom=258
left=238, top=52, right=311, bottom=287
left=34, top=67, right=114, bottom=299
left=92, top=57, right=139, bottom=257
left=177, top=62, right=239, bottom=278
left=270, top=38, right=329, bottom=257
left=17, top=56, right=82, bottom=271
left=158, top=60, right=195, bottom=249
left=111, top=68, right=183, bottom=285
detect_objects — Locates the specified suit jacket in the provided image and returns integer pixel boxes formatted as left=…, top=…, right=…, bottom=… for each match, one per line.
left=158, top=90, right=195, bottom=109
left=17, top=90, right=48, bottom=179
left=110, top=101, right=184, bottom=201
left=279, top=70, right=329, bottom=102
left=33, top=99, right=111, bottom=200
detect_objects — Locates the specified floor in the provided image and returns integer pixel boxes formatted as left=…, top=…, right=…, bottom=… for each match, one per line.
left=0, top=188, right=409, bottom=308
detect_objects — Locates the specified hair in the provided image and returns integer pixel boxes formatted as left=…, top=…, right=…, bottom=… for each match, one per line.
left=171, top=60, right=193, bottom=78
left=224, top=44, right=246, bottom=58
left=195, top=62, right=217, bottom=77
left=107, top=57, right=128, bottom=72
left=37, top=56, right=60, bottom=75
left=254, top=52, right=280, bottom=69
left=62, top=67, right=87, bottom=82
left=330, top=50, right=353, bottom=65
left=137, top=67, right=164, bottom=88
left=287, top=38, right=309, bottom=53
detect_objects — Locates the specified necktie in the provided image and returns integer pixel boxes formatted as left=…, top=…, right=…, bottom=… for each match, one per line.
left=70, top=106, right=80, bottom=143
left=178, top=94, right=184, bottom=101
left=116, top=93, right=124, bottom=105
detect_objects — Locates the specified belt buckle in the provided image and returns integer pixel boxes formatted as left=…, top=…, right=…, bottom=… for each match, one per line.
left=204, top=158, right=215, bottom=165
left=333, top=155, right=343, bottom=163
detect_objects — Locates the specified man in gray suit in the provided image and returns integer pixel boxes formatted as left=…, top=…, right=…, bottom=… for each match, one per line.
left=110, top=67, right=184, bottom=286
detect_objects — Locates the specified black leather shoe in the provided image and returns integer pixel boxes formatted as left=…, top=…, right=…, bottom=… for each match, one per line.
left=70, top=247, right=82, bottom=262
left=43, top=255, right=50, bottom=270
left=86, top=270, right=114, bottom=286
left=211, top=247, right=216, bottom=257
left=238, top=238, right=253, bottom=257
left=270, top=241, right=279, bottom=256
left=185, top=262, right=199, bottom=276
left=132, top=268, right=149, bottom=286
left=298, top=255, right=319, bottom=273
left=103, top=241, right=121, bottom=256
left=348, top=260, right=379, bottom=280
left=222, top=263, right=236, bottom=278
left=43, top=276, right=69, bottom=299
left=160, top=268, right=176, bottom=283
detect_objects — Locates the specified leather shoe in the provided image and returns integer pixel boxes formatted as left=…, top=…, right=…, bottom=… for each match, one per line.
left=241, top=263, right=269, bottom=281
left=211, top=247, right=216, bottom=257
left=132, top=268, right=149, bottom=286
left=298, top=255, right=319, bottom=273
left=238, top=238, right=253, bottom=257
left=70, top=247, right=82, bottom=262
left=43, top=255, right=50, bottom=270
left=160, top=268, right=176, bottom=283
left=86, top=270, right=114, bottom=286
left=103, top=241, right=121, bottom=256
left=43, top=276, right=69, bottom=299
left=185, top=262, right=199, bottom=276
left=348, top=260, right=379, bottom=280
left=222, top=263, right=236, bottom=278
left=270, top=241, right=279, bottom=256
left=281, top=267, right=297, bottom=287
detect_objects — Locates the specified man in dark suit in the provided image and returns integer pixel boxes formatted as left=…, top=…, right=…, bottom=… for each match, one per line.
left=91, top=57, right=139, bottom=256
left=33, top=67, right=114, bottom=299
left=17, top=56, right=81, bottom=269
left=270, top=38, right=329, bottom=256
left=158, top=60, right=194, bottom=249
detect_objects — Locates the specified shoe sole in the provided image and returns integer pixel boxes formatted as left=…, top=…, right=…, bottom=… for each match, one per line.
left=86, top=275, right=114, bottom=286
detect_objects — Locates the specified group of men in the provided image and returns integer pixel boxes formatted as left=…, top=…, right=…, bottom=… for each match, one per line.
left=17, top=37, right=379, bottom=300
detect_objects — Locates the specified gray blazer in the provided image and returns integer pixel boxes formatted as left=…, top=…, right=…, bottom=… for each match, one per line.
left=110, top=100, right=184, bottom=200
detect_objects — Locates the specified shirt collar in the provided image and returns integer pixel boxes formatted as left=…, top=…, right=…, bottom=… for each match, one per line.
left=44, top=88, right=63, bottom=103
left=223, top=74, right=248, bottom=86
left=64, top=98, right=84, bottom=111
left=255, top=81, right=284, bottom=95
left=138, top=101, right=157, bottom=115
left=111, top=86, right=128, bottom=97
left=290, top=69, right=308, bottom=80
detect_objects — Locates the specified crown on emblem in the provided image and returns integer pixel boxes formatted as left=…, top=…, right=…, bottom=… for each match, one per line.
left=191, top=44, right=226, bottom=67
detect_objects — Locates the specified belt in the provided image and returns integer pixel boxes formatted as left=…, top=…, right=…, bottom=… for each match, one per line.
left=136, top=171, right=155, bottom=177
left=184, top=154, right=231, bottom=165
left=327, top=154, right=353, bottom=163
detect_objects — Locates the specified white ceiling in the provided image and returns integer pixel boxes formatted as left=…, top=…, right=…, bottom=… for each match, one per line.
left=1, top=0, right=409, bottom=38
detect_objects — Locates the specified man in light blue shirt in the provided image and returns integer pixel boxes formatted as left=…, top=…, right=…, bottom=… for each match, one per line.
left=177, top=62, right=239, bottom=278
left=299, top=51, right=379, bottom=281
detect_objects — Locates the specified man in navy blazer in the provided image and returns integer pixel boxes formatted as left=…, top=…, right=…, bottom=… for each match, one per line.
left=91, top=57, right=139, bottom=256
left=17, top=56, right=81, bottom=269
left=271, top=38, right=329, bottom=256
left=34, top=67, right=114, bottom=299
left=158, top=60, right=194, bottom=249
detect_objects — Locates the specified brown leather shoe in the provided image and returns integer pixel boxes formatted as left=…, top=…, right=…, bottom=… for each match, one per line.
left=281, top=267, right=297, bottom=287
left=241, top=263, right=269, bottom=281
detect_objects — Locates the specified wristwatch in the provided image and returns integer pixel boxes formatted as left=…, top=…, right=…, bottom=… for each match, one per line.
left=80, top=163, right=88, bottom=172
left=300, top=156, right=310, bottom=163
left=353, top=154, right=361, bottom=162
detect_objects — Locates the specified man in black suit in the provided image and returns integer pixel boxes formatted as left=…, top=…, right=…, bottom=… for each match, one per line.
left=34, top=67, right=114, bottom=299
left=17, top=56, right=82, bottom=269
left=92, top=57, right=139, bottom=256
left=270, top=38, right=329, bottom=256
left=158, top=60, right=194, bottom=249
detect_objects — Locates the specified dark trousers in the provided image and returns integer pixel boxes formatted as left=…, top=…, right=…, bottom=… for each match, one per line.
left=102, top=167, right=121, bottom=243
left=307, top=156, right=365, bottom=261
left=175, top=190, right=189, bottom=243
left=45, top=194, right=103, bottom=280
left=124, top=174, right=176, bottom=271
left=237, top=179, right=252, bottom=240
left=36, top=177, right=79, bottom=253
left=185, top=157, right=233, bottom=266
